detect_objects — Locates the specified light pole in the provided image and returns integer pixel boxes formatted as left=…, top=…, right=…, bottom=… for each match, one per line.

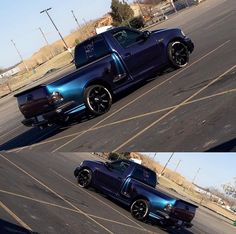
left=40, top=8, right=73, bottom=57
left=71, top=10, right=81, bottom=30
left=160, top=152, right=174, bottom=176
left=11, top=39, right=29, bottom=72
left=174, top=160, right=181, bottom=172
left=192, top=168, right=201, bottom=184
left=38, top=27, right=54, bottom=58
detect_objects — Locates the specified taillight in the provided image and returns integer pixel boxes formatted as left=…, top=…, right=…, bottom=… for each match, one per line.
left=49, top=91, right=64, bottom=104
left=164, top=204, right=173, bottom=213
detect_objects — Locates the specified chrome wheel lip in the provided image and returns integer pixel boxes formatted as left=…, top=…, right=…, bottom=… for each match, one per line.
left=78, top=170, right=91, bottom=187
left=171, top=42, right=189, bottom=67
left=86, top=86, right=112, bottom=114
left=131, top=200, right=148, bottom=220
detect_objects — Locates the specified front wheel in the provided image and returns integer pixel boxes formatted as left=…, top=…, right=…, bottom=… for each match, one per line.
left=84, top=85, right=112, bottom=116
left=130, top=199, right=149, bottom=221
left=168, top=41, right=189, bottom=69
left=77, top=168, right=92, bottom=188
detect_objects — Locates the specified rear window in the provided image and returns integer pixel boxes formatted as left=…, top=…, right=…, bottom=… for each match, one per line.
left=132, top=166, right=157, bottom=188
left=74, top=35, right=110, bottom=68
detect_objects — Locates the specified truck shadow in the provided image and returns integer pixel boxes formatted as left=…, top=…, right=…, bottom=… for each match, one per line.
left=0, top=71, right=173, bottom=151
left=0, top=219, right=38, bottom=234
left=206, top=138, right=236, bottom=152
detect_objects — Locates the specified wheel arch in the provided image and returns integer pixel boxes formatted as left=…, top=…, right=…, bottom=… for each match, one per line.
left=84, top=79, right=113, bottom=96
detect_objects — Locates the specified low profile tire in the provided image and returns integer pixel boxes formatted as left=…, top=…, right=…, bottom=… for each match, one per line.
left=168, top=41, right=189, bottom=69
left=130, top=199, right=149, bottom=221
left=77, top=168, right=92, bottom=188
left=84, top=85, right=112, bottom=116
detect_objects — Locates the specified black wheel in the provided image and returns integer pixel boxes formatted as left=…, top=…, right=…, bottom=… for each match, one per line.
left=77, top=168, right=92, bottom=188
left=168, top=41, right=189, bottom=68
left=130, top=199, right=149, bottom=221
left=84, top=85, right=112, bottom=116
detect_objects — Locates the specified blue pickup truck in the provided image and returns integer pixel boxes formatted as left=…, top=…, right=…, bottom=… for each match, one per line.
left=15, top=26, right=194, bottom=128
left=74, top=159, right=198, bottom=230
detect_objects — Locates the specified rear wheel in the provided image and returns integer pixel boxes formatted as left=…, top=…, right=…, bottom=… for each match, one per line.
left=130, top=199, right=149, bottom=221
left=168, top=41, right=189, bottom=68
left=77, top=168, right=92, bottom=188
left=84, top=85, right=112, bottom=116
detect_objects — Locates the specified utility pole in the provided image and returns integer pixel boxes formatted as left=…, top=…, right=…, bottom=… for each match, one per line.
left=82, top=18, right=90, bottom=37
left=192, top=168, right=201, bottom=184
left=153, top=153, right=157, bottom=160
left=38, top=27, right=54, bottom=58
left=137, top=0, right=144, bottom=18
left=11, top=39, right=29, bottom=72
left=40, top=8, right=73, bottom=57
left=71, top=10, right=80, bottom=30
left=174, top=160, right=181, bottom=172
left=160, top=152, right=174, bottom=176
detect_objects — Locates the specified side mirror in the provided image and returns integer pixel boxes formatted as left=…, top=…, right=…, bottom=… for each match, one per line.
left=142, top=31, right=151, bottom=40
left=105, top=162, right=112, bottom=169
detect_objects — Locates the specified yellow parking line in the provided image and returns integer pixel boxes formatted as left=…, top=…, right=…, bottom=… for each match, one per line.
left=51, top=39, right=231, bottom=152
left=50, top=169, right=146, bottom=230
left=113, top=64, right=236, bottom=151
left=0, top=153, right=114, bottom=234
left=7, top=86, right=236, bottom=153
left=0, top=189, right=148, bottom=232
left=0, top=200, right=32, bottom=231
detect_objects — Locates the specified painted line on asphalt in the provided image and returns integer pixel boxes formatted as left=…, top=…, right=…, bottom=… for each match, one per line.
left=0, top=125, right=22, bottom=140
left=7, top=86, right=236, bottom=152
left=51, top=39, right=231, bottom=152
left=113, top=64, right=236, bottom=151
left=0, top=200, right=32, bottom=231
left=0, top=153, right=114, bottom=234
left=50, top=169, right=147, bottom=231
left=0, top=189, right=148, bottom=232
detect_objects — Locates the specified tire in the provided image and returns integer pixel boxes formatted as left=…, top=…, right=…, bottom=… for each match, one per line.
left=168, top=41, right=189, bottom=69
left=77, top=168, right=92, bottom=188
left=84, top=84, right=112, bottom=116
left=130, top=199, right=149, bottom=221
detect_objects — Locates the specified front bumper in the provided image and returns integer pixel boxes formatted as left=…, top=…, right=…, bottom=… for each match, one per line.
left=184, top=37, right=194, bottom=53
left=22, top=101, right=78, bottom=127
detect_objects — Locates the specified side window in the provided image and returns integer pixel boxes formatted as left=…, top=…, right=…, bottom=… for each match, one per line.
left=132, top=166, right=157, bottom=187
left=74, top=36, right=110, bottom=68
left=113, top=29, right=142, bottom=48
left=110, top=161, right=130, bottom=174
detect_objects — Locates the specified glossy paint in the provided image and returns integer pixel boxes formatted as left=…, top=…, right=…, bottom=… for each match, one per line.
left=74, top=160, right=197, bottom=224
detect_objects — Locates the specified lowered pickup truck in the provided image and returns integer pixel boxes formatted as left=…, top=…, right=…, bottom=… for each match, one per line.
left=15, top=26, right=194, bottom=128
left=74, top=159, right=198, bottom=229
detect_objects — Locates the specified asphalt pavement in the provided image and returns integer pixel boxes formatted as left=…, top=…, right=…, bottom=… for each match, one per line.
left=0, top=0, right=236, bottom=152
left=0, top=152, right=235, bottom=234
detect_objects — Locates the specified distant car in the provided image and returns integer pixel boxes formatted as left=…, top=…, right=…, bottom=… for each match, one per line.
left=74, top=159, right=198, bottom=230
left=15, top=26, right=194, bottom=128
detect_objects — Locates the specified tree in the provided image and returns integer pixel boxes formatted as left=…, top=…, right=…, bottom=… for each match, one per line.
left=110, top=0, right=134, bottom=26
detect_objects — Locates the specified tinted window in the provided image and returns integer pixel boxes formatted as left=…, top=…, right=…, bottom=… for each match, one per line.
left=132, top=166, right=157, bottom=188
left=113, top=29, right=142, bottom=48
left=74, top=35, right=110, bottom=68
left=110, top=160, right=131, bottom=174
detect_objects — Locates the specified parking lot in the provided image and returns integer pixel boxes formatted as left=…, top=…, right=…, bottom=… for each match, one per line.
left=0, top=152, right=235, bottom=234
left=0, top=0, right=235, bottom=152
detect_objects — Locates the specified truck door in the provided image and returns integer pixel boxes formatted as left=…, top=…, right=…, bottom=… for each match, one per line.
left=111, top=28, right=162, bottom=80
left=95, top=160, right=131, bottom=196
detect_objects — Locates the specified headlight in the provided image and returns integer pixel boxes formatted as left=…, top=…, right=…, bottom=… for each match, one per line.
left=164, top=203, right=173, bottom=212
left=50, top=91, right=64, bottom=104
left=181, top=30, right=186, bottom=37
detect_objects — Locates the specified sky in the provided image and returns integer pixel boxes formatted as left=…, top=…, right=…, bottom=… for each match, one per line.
left=143, top=153, right=236, bottom=189
left=0, top=0, right=131, bottom=68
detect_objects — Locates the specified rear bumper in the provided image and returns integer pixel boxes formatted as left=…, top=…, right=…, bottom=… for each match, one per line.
left=22, top=101, right=79, bottom=127
left=184, top=38, right=194, bottom=53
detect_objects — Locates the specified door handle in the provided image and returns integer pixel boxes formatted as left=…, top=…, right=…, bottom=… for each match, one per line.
left=123, top=53, right=132, bottom=59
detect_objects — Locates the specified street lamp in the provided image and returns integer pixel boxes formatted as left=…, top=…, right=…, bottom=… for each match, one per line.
left=11, top=39, right=29, bottom=72
left=40, top=8, right=73, bottom=57
left=71, top=10, right=81, bottom=30
left=192, top=168, right=201, bottom=184
left=38, top=27, right=54, bottom=58
left=160, top=152, right=174, bottom=176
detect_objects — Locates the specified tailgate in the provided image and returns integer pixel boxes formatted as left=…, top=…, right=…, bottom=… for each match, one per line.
left=172, top=200, right=198, bottom=222
left=15, top=85, right=53, bottom=118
